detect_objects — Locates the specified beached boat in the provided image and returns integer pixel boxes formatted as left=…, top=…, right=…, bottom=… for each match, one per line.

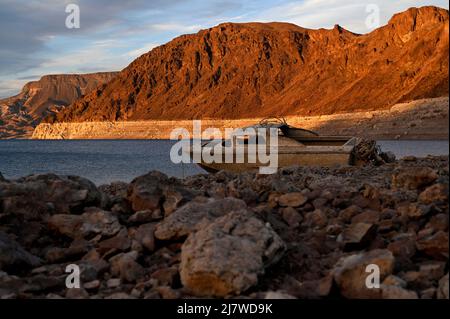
left=189, top=120, right=359, bottom=173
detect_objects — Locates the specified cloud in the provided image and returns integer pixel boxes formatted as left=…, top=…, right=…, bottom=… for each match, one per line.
left=123, top=43, right=160, bottom=59
left=0, top=0, right=180, bottom=76
left=148, top=23, right=203, bottom=33
left=38, top=41, right=125, bottom=73
left=253, top=0, right=449, bottom=33
left=0, top=79, right=28, bottom=98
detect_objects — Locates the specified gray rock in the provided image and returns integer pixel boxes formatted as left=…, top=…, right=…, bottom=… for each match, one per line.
left=98, top=229, right=131, bottom=254
left=150, top=266, right=179, bottom=286
left=392, top=167, right=438, bottom=190
left=0, top=174, right=101, bottom=218
left=263, top=291, right=297, bottom=299
left=132, top=223, right=156, bottom=252
left=65, top=287, right=89, bottom=299
left=127, top=171, right=197, bottom=213
left=48, top=208, right=122, bottom=239
left=420, top=288, right=436, bottom=299
left=128, top=209, right=162, bottom=224
left=280, top=207, right=303, bottom=228
left=437, top=273, right=449, bottom=299
left=418, top=183, right=448, bottom=204
left=78, top=260, right=109, bottom=282
left=127, top=171, right=168, bottom=212
left=304, top=209, right=328, bottom=228
left=162, top=190, right=184, bottom=216
left=419, top=261, right=446, bottom=281
left=380, top=151, right=396, bottom=163
left=155, top=197, right=247, bottom=240
left=416, top=231, right=449, bottom=261
left=180, top=210, right=285, bottom=297
left=110, top=251, right=144, bottom=283
left=0, top=231, right=41, bottom=273
left=98, top=181, right=129, bottom=202
left=381, top=285, right=418, bottom=299
left=106, top=278, right=122, bottom=288
left=278, top=192, right=307, bottom=207
left=337, top=222, right=377, bottom=251
left=83, top=280, right=100, bottom=290
left=105, top=292, right=136, bottom=299
left=382, top=275, right=407, bottom=288
left=45, top=239, right=90, bottom=263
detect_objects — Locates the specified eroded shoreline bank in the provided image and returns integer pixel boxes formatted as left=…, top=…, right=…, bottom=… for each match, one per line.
left=31, top=97, right=449, bottom=140
left=0, top=156, right=448, bottom=299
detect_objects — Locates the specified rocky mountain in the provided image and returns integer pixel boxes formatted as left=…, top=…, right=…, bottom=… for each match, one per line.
left=0, top=72, right=118, bottom=138
left=50, top=6, right=448, bottom=124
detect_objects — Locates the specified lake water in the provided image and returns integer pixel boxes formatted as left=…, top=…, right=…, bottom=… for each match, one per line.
left=0, top=140, right=448, bottom=185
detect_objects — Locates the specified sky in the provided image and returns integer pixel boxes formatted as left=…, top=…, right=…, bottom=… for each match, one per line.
left=0, top=0, right=448, bottom=98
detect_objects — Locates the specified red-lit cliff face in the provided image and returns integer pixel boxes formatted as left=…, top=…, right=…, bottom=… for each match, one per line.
left=52, top=6, right=448, bottom=123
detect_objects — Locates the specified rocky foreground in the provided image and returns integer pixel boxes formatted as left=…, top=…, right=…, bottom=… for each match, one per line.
left=0, top=156, right=449, bottom=299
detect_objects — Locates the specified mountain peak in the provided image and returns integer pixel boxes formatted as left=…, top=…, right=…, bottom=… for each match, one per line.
left=388, top=6, right=448, bottom=31
left=38, top=6, right=448, bottom=123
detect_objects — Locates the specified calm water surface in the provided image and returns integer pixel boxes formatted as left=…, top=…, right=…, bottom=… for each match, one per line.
left=0, top=140, right=448, bottom=185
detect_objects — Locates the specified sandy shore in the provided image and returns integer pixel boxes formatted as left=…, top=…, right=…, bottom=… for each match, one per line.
left=31, top=97, right=449, bottom=140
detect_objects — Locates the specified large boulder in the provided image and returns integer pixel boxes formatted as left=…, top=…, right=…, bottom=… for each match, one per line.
left=154, top=197, right=247, bottom=240
left=0, top=174, right=101, bottom=219
left=180, top=210, right=285, bottom=297
left=0, top=232, right=41, bottom=273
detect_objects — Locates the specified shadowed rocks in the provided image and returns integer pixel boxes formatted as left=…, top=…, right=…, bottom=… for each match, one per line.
left=0, top=155, right=448, bottom=299
left=180, top=210, right=285, bottom=297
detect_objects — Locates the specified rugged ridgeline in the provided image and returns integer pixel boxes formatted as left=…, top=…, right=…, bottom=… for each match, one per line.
left=0, top=72, right=118, bottom=139
left=44, top=6, right=448, bottom=128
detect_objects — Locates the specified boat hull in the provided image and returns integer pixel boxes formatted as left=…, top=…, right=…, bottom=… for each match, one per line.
left=194, top=148, right=354, bottom=173
left=189, top=134, right=358, bottom=174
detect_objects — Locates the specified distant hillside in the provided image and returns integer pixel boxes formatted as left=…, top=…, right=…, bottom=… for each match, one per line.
left=0, top=72, right=118, bottom=138
left=51, top=6, right=448, bottom=123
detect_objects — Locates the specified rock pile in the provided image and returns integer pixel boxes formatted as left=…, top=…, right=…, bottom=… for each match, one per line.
left=0, top=156, right=448, bottom=299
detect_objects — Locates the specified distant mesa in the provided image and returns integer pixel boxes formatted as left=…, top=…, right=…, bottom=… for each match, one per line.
left=0, top=72, right=118, bottom=139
